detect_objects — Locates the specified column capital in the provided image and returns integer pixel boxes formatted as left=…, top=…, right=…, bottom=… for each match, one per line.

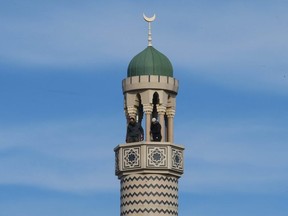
left=166, top=108, right=176, bottom=118
left=156, top=104, right=166, bottom=114
left=143, top=104, right=153, bottom=114
left=126, top=106, right=137, bottom=118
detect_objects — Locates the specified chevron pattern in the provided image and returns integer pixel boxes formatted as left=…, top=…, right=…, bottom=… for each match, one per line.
left=120, top=174, right=179, bottom=215
left=121, top=199, right=178, bottom=207
left=121, top=183, right=178, bottom=192
left=121, top=175, right=178, bottom=184
left=121, top=208, right=178, bottom=216
left=121, top=191, right=179, bottom=199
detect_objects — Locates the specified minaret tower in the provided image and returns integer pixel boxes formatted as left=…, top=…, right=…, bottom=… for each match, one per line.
left=115, top=14, right=184, bottom=216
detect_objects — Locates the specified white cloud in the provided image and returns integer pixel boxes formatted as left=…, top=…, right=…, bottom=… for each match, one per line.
left=177, top=119, right=288, bottom=193
left=1, top=0, right=287, bottom=95
left=0, top=116, right=125, bottom=192
left=0, top=1, right=144, bottom=67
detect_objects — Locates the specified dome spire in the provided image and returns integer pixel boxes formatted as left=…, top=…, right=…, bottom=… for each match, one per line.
left=143, top=13, right=156, bottom=46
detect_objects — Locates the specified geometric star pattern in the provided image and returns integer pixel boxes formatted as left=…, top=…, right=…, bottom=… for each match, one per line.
left=123, top=147, right=141, bottom=169
left=147, top=147, right=167, bottom=167
left=171, top=149, right=183, bottom=170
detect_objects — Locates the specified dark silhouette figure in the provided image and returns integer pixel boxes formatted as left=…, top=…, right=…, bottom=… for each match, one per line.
left=126, top=117, right=144, bottom=143
left=150, top=118, right=162, bottom=141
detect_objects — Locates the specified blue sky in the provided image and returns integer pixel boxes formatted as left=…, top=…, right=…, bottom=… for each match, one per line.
left=1, top=0, right=288, bottom=215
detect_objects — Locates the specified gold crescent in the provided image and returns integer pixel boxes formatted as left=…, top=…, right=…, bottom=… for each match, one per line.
left=143, top=13, right=156, bottom=22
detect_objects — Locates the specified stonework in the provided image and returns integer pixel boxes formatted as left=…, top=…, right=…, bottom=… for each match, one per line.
left=120, top=174, right=179, bottom=216
left=114, top=142, right=184, bottom=178
left=123, top=147, right=141, bottom=169
left=171, top=149, right=184, bottom=170
left=115, top=141, right=184, bottom=216
left=147, top=146, right=167, bottom=167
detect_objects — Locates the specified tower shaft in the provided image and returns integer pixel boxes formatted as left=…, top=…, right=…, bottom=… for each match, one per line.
left=115, top=141, right=184, bottom=216
left=120, top=174, right=178, bottom=216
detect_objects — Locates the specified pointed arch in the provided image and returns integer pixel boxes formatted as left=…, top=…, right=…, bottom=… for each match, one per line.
left=152, top=92, right=159, bottom=119
left=136, top=93, right=144, bottom=124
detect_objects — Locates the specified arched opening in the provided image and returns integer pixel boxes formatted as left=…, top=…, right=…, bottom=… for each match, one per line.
left=165, top=95, right=171, bottom=142
left=136, top=93, right=143, bottom=124
left=125, top=94, right=144, bottom=143
left=152, top=92, right=159, bottom=120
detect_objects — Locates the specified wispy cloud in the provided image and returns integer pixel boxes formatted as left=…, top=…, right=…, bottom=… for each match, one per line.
left=0, top=1, right=144, bottom=67
left=1, top=0, right=287, bottom=95
left=177, top=119, right=288, bottom=193
left=0, top=116, right=124, bottom=192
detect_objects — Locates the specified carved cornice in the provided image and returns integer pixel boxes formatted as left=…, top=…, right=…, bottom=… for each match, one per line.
left=122, top=75, right=179, bottom=94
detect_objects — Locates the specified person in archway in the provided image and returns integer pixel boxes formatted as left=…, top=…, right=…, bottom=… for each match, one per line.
left=126, top=117, right=144, bottom=143
left=150, top=118, right=162, bottom=141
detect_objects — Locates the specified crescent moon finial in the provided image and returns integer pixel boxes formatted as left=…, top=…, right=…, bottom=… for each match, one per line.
left=143, top=13, right=156, bottom=46
left=143, top=13, right=156, bottom=22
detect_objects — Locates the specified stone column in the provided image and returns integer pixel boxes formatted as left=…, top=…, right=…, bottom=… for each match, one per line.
left=143, top=104, right=153, bottom=141
left=157, top=105, right=166, bottom=142
left=166, top=108, right=175, bottom=143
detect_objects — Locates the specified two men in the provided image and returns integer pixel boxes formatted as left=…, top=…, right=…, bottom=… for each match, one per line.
left=126, top=117, right=162, bottom=143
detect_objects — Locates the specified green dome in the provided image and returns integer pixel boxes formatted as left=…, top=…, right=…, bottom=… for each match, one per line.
left=127, top=46, right=173, bottom=77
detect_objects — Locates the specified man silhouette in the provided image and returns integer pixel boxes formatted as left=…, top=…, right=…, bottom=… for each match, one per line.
left=150, top=118, right=162, bottom=141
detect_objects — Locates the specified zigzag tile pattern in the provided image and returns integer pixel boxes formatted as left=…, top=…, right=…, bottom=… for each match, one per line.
left=121, top=208, right=178, bottom=216
left=121, top=191, right=178, bottom=199
left=121, top=200, right=178, bottom=207
left=121, top=174, right=179, bottom=216
left=121, top=183, right=178, bottom=192
left=121, top=175, right=178, bottom=184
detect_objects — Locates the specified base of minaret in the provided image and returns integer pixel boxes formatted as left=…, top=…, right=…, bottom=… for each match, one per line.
left=115, top=142, right=184, bottom=216
left=121, top=174, right=179, bottom=216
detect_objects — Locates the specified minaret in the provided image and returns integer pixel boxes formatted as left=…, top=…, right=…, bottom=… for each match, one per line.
left=114, top=14, right=184, bottom=216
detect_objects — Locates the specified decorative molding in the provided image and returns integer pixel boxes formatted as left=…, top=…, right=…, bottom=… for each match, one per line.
left=122, top=75, right=179, bottom=94
left=115, top=143, right=184, bottom=177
